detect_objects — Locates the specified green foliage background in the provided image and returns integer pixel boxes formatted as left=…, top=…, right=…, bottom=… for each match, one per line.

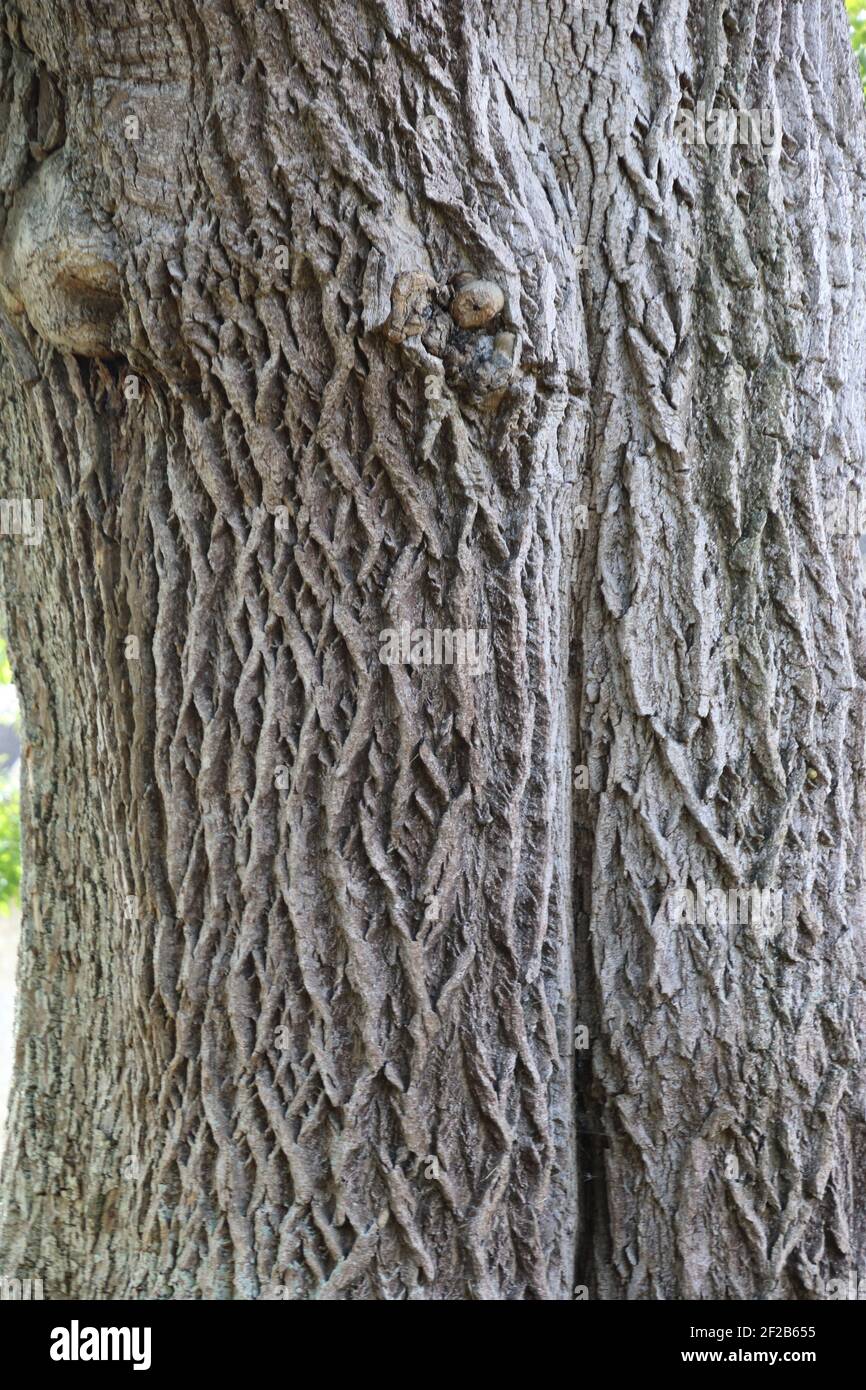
left=849, top=3, right=866, bottom=94
left=0, top=789, right=20, bottom=913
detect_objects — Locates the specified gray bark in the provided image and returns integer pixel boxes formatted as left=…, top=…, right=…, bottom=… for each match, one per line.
left=0, top=0, right=864, bottom=1301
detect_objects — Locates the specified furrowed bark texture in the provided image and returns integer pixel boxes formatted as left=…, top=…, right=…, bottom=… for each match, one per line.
left=0, top=0, right=585, bottom=1300
left=552, top=1, right=866, bottom=1298
left=0, top=0, right=864, bottom=1302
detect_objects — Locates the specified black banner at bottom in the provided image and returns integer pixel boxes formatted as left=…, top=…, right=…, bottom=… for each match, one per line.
left=0, top=1294, right=860, bottom=1376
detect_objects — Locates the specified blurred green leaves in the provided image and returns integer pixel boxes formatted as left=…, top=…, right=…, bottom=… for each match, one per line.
left=0, top=792, right=20, bottom=913
left=848, top=2, right=866, bottom=95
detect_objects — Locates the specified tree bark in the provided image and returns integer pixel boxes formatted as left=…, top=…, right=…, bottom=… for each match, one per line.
left=0, top=0, right=864, bottom=1301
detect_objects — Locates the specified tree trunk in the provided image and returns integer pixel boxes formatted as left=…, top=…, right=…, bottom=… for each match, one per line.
left=0, top=0, right=864, bottom=1301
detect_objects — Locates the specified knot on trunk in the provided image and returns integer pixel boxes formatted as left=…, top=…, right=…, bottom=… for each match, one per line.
left=385, top=269, right=519, bottom=403
left=0, top=150, right=123, bottom=359
left=449, top=275, right=505, bottom=329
